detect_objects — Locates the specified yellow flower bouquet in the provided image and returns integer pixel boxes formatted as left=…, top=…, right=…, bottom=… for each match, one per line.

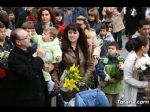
left=60, top=64, right=84, bottom=92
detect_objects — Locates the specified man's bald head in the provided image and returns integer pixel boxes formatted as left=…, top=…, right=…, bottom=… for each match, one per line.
left=10, top=28, right=32, bottom=51
left=10, top=28, right=27, bottom=44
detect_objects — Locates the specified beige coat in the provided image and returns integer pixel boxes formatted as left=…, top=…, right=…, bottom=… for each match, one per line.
left=85, top=29, right=101, bottom=68
left=102, top=7, right=115, bottom=22
left=111, top=8, right=125, bottom=33
left=86, top=30, right=101, bottom=56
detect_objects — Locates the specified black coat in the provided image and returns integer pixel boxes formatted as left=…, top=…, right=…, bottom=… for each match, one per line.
left=5, top=46, right=49, bottom=106
left=15, top=10, right=28, bottom=28
left=88, top=21, right=102, bottom=35
left=124, top=7, right=143, bottom=36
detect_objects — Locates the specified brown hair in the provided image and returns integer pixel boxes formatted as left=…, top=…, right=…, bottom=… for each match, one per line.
left=38, top=7, right=54, bottom=23
left=108, top=41, right=119, bottom=50
left=21, top=21, right=35, bottom=29
left=88, top=8, right=100, bottom=23
left=76, top=16, right=90, bottom=30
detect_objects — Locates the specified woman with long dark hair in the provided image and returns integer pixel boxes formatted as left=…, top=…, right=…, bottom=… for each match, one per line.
left=51, top=23, right=94, bottom=106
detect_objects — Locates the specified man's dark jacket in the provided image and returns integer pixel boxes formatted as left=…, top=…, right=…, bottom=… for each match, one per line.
left=3, top=46, right=49, bottom=106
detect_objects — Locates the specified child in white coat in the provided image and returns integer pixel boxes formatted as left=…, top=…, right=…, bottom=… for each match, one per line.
left=32, top=27, right=62, bottom=94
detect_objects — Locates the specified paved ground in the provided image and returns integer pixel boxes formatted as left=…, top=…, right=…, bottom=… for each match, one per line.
left=119, top=35, right=129, bottom=59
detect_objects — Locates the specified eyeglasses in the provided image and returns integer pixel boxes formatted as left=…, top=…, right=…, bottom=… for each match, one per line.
left=17, top=35, right=30, bottom=40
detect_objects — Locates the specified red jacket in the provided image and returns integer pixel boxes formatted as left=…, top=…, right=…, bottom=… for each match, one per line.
left=54, top=20, right=66, bottom=33
left=57, top=23, right=66, bottom=33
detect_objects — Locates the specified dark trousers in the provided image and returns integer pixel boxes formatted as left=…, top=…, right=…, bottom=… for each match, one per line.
left=113, top=30, right=123, bottom=49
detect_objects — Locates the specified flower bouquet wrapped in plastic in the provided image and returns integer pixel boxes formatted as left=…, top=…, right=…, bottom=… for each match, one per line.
left=135, top=54, right=150, bottom=81
left=0, top=51, right=10, bottom=67
left=60, top=64, right=85, bottom=91
left=0, top=51, right=10, bottom=79
left=104, top=65, right=123, bottom=81
left=104, top=56, right=124, bottom=81
left=135, top=54, right=150, bottom=101
left=60, top=64, right=86, bottom=101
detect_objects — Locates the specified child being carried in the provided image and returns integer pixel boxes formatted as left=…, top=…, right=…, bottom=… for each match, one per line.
left=32, top=27, right=62, bottom=94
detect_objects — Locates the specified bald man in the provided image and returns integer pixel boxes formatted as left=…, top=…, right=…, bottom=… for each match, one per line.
left=6, top=28, right=50, bottom=106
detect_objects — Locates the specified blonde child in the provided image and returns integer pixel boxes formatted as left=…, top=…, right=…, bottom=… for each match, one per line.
left=32, top=27, right=62, bottom=93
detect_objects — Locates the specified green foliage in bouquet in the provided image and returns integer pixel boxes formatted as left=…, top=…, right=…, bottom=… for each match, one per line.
left=104, top=64, right=123, bottom=80
left=0, top=51, right=10, bottom=67
left=102, top=56, right=124, bottom=65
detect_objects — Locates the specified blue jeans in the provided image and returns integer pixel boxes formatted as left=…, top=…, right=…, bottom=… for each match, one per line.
left=47, top=80, right=55, bottom=92
left=113, top=30, right=123, bottom=49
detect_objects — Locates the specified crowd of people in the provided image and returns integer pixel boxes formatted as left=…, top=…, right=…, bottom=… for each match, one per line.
left=0, top=7, right=150, bottom=107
